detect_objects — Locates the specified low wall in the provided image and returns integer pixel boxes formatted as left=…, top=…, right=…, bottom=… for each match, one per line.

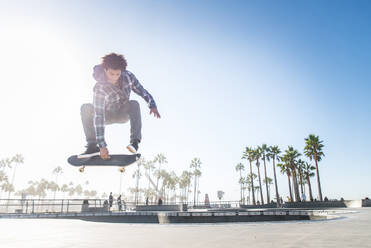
left=135, top=204, right=187, bottom=212
left=81, top=206, right=109, bottom=212
left=1, top=210, right=328, bottom=223
left=240, top=203, right=277, bottom=209
left=284, top=201, right=347, bottom=209
left=240, top=200, right=369, bottom=209
left=362, top=199, right=371, bottom=207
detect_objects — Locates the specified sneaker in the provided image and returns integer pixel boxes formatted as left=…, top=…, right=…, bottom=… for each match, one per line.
left=126, top=141, right=139, bottom=154
left=77, top=145, right=100, bottom=159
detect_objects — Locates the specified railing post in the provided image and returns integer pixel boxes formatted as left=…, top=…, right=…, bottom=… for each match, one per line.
left=67, top=200, right=69, bottom=213
left=61, top=200, right=64, bottom=213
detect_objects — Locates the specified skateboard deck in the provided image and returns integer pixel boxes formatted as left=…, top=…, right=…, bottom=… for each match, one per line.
left=68, top=154, right=141, bottom=169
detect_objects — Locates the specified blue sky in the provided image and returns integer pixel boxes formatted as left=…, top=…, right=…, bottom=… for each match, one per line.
left=0, top=0, right=370, bottom=201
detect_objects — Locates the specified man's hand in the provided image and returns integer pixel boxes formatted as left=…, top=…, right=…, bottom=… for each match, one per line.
left=150, top=108, right=161, bottom=118
left=100, top=147, right=110, bottom=160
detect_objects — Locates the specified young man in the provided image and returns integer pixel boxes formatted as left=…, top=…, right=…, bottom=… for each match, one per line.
left=79, top=53, right=160, bottom=159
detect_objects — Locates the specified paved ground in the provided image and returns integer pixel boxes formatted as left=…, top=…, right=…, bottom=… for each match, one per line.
left=0, top=208, right=370, bottom=248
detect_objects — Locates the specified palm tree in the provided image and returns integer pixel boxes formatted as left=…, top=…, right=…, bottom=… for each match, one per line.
left=304, top=134, right=325, bottom=201
left=52, top=166, right=63, bottom=200
left=263, top=177, right=273, bottom=202
left=67, top=182, right=75, bottom=198
left=168, top=171, right=179, bottom=203
left=133, top=157, right=144, bottom=204
left=282, top=146, right=301, bottom=202
left=36, top=179, right=48, bottom=199
left=235, top=163, right=245, bottom=203
left=303, top=162, right=316, bottom=201
left=246, top=173, right=257, bottom=205
left=7, top=154, right=24, bottom=199
left=144, top=160, right=155, bottom=192
left=296, top=159, right=305, bottom=196
left=254, top=186, right=261, bottom=204
left=260, top=144, right=270, bottom=203
left=2, top=182, right=14, bottom=199
left=242, top=147, right=256, bottom=205
left=0, top=171, right=9, bottom=198
left=190, top=158, right=202, bottom=206
left=194, top=169, right=202, bottom=204
left=267, top=145, right=281, bottom=204
left=179, top=171, right=192, bottom=203
left=48, top=181, right=60, bottom=200
left=61, top=184, right=69, bottom=198
left=74, top=184, right=83, bottom=197
left=154, top=154, right=168, bottom=198
left=159, top=169, right=170, bottom=201
left=239, top=177, right=247, bottom=204
left=277, top=162, right=293, bottom=202
left=253, top=148, right=264, bottom=205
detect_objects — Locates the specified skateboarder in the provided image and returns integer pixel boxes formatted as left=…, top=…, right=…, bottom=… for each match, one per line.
left=79, top=53, right=161, bottom=159
left=109, top=192, right=113, bottom=209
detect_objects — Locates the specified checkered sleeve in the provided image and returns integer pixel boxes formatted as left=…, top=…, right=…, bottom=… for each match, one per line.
left=129, top=72, right=157, bottom=109
left=93, top=84, right=107, bottom=148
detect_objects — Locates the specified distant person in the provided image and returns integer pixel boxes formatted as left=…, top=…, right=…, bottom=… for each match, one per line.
left=145, top=197, right=149, bottom=205
left=302, top=193, right=306, bottom=202
left=78, top=53, right=160, bottom=159
left=204, top=194, right=210, bottom=207
left=122, top=199, right=127, bottom=211
left=109, top=192, right=113, bottom=209
left=103, top=200, right=109, bottom=211
left=117, top=195, right=122, bottom=211
left=158, top=198, right=163, bottom=205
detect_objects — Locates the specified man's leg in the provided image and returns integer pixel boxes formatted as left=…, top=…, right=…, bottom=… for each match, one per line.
left=80, top=103, right=97, bottom=146
left=114, top=100, right=142, bottom=144
left=128, top=100, right=142, bottom=143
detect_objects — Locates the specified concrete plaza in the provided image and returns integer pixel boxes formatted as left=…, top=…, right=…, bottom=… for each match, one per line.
left=0, top=208, right=370, bottom=248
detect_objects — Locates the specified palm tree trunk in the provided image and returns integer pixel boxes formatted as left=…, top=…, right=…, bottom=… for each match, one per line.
left=155, top=164, right=162, bottom=201
left=263, top=158, right=270, bottom=203
left=239, top=170, right=242, bottom=203
left=193, top=175, right=196, bottom=206
left=299, top=172, right=304, bottom=196
left=287, top=173, right=293, bottom=201
left=272, top=157, right=280, bottom=205
left=242, top=184, right=245, bottom=204
left=7, top=164, right=18, bottom=199
left=249, top=161, right=256, bottom=205
left=256, top=164, right=264, bottom=205
left=314, top=155, right=323, bottom=201
left=291, top=168, right=300, bottom=202
left=307, top=175, right=314, bottom=201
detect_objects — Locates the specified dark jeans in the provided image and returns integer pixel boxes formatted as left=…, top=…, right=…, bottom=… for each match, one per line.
left=80, top=100, right=142, bottom=146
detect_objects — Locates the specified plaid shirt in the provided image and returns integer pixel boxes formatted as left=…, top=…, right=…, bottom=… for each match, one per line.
left=92, top=64, right=157, bottom=148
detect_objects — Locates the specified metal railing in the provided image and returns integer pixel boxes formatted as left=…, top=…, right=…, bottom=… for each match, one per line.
left=0, top=198, right=133, bottom=214
left=0, top=198, right=243, bottom=214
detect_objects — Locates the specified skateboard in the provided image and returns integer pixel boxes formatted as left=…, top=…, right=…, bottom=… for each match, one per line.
left=67, top=154, right=141, bottom=172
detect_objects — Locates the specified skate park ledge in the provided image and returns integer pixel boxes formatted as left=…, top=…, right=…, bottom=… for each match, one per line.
left=0, top=209, right=345, bottom=224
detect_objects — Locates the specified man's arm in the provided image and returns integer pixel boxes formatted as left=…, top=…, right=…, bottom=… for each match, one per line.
left=93, top=84, right=107, bottom=148
left=127, top=71, right=157, bottom=109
